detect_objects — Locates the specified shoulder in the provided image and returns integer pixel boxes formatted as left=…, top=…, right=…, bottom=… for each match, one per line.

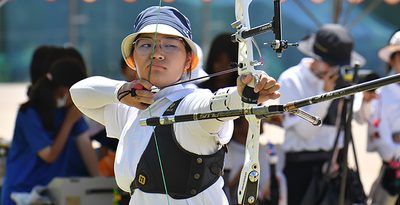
left=379, top=84, right=400, bottom=104
left=183, top=88, right=213, bottom=101
left=278, top=65, right=301, bottom=82
left=16, top=106, right=40, bottom=122
left=174, top=88, right=213, bottom=114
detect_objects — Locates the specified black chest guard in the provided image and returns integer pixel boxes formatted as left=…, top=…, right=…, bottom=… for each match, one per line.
left=130, top=99, right=226, bottom=199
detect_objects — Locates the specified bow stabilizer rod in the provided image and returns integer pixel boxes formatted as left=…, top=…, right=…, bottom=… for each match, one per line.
left=140, top=73, right=400, bottom=126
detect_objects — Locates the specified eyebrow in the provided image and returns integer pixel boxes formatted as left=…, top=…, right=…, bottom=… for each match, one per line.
left=137, top=34, right=181, bottom=40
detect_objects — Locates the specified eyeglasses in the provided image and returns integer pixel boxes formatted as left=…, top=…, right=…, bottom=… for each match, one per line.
left=133, top=37, right=185, bottom=56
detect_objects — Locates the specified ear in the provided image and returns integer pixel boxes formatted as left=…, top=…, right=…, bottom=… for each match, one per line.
left=126, top=56, right=136, bottom=70
left=185, top=52, right=193, bottom=71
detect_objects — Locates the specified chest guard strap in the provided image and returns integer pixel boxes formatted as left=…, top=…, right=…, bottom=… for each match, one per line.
left=130, top=99, right=226, bottom=199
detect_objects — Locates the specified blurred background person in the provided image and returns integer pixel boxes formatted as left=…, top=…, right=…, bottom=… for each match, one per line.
left=368, top=30, right=400, bottom=205
left=1, top=58, right=88, bottom=205
left=277, top=24, right=366, bottom=205
left=29, top=46, right=87, bottom=94
left=199, top=33, right=238, bottom=92
left=199, top=33, right=286, bottom=204
left=28, top=45, right=98, bottom=177
left=352, top=70, right=380, bottom=125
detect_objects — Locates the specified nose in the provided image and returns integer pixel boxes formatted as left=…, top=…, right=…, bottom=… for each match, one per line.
left=151, top=45, right=165, bottom=60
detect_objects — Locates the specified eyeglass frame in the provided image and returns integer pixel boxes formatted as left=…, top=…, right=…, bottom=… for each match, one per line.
left=131, top=36, right=192, bottom=56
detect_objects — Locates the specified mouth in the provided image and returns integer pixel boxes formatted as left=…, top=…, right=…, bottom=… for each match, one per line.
left=148, top=64, right=166, bottom=71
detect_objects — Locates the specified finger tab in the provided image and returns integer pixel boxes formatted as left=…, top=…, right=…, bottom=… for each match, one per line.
left=133, top=83, right=144, bottom=90
left=131, top=83, right=145, bottom=97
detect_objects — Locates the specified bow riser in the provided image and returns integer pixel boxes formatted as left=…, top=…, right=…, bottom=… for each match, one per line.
left=237, top=116, right=261, bottom=204
left=234, top=0, right=262, bottom=204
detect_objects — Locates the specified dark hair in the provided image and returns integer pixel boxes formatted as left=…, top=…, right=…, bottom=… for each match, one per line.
left=21, top=58, right=87, bottom=131
left=205, top=33, right=238, bottom=74
left=30, top=46, right=64, bottom=85
left=199, top=33, right=238, bottom=92
left=64, top=47, right=87, bottom=75
left=359, top=70, right=380, bottom=92
left=29, top=46, right=87, bottom=94
left=120, top=57, right=129, bottom=71
left=359, top=71, right=380, bottom=83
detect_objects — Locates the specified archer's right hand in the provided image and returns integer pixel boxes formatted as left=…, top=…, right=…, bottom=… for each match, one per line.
left=117, top=80, right=155, bottom=110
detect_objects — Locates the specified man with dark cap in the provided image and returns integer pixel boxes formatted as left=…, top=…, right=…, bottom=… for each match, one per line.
left=277, top=24, right=365, bottom=205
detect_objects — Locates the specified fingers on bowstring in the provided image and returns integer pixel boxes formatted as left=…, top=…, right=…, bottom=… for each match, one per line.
left=131, top=89, right=154, bottom=105
left=134, top=89, right=155, bottom=98
left=135, top=95, right=154, bottom=105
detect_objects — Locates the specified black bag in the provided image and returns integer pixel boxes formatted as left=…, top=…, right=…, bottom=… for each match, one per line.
left=300, top=167, right=367, bottom=205
left=381, top=162, right=400, bottom=196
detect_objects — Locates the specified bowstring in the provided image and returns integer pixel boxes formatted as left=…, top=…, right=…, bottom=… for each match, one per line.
left=148, top=1, right=171, bottom=204
left=147, top=3, right=262, bottom=204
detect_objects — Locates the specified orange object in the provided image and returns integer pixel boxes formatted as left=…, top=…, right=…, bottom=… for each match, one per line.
left=99, top=151, right=116, bottom=177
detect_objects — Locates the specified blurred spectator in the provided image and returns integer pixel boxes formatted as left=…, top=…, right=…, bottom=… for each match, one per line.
left=352, top=70, right=380, bottom=124
left=199, top=33, right=238, bottom=92
left=199, top=33, right=285, bottom=204
left=1, top=58, right=88, bottom=205
left=277, top=24, right=366, bottom=205
left=368, top=30, right=400, bottom=205
left=29, top=46, right=98, bottom=177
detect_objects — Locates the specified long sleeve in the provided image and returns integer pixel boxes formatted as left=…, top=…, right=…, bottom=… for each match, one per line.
left=278, top=75, right=331, bottom=140
left=352, top=92, right=372, bottom=124
left=174, top=88, right=236, bottom=148
left=277, top=59, right=340, bottom=152
left=374, top=112, right=396, bottom=161
left=70, top=76, right=131, bottom=138
left=367, top=84, right=400, bottom=161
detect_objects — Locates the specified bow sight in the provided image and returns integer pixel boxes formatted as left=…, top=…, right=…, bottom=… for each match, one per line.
left=231, top=0, right=298, bottom=58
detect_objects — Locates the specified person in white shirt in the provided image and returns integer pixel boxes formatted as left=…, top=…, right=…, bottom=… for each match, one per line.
left=69, top=6, right=280, bottom=205
left=352, top=70, right=379, bottom=125
left=277, top=24, right=366, bottom=205
left=368, top=30, right=400, bottom=205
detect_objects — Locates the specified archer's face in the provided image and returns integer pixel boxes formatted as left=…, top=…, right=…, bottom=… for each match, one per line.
left=132, top=33, right=192, bottom=88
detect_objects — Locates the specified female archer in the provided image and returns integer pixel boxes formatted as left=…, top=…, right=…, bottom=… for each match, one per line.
left=70, top=6, right=280, bottom=205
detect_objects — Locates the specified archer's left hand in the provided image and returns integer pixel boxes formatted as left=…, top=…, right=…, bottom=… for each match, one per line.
left=237, top=73, right=280, bottom=104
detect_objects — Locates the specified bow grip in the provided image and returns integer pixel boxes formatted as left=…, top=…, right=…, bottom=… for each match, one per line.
left=242, top=85, right=259, bottom=104
left=241, top=72, right=262, bottom=104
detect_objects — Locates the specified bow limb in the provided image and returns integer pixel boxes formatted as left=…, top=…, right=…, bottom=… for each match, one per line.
left=234, top=0, right=262, bottom=204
